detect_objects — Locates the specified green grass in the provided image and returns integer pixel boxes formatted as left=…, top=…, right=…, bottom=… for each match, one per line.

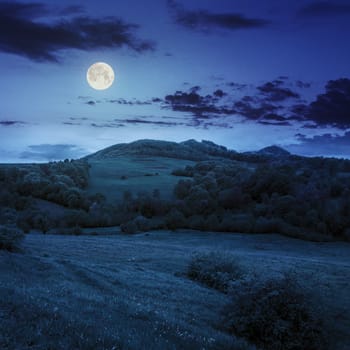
left=87, top=156, right=194, bottom=202
left=187, top=251, right=244, bottom=293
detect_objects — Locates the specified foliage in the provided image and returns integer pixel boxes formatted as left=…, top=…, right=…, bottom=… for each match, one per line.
left=187, top=251, right=244, bottom=293
left=223, top=274, right=327, bottom=350
left=0, top=225, right=24, bottom=252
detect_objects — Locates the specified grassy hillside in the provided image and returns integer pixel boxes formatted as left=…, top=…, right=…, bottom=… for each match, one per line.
left=1, top=231, right=349, bottom=349
left=87, top=156, right=194, bottom=202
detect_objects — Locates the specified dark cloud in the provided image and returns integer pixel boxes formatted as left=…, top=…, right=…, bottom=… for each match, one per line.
left=107, top=98, right=152, bottom=106
left=233, top=100, right=278, bottom=120
left=114, top=118, right=182, bottom=127
left=0, top=1, right=154, bottom=62
left=262, top=113, right=287, bottom=122
left=202, top=122, right=233, bottom=129
left=306, top=78, right=350, bottom=128
left=90, top=122, right=124, bottom=128
left=298, top=2, right=350, bottom=17
left=302, top=123, right=319, bottom=129
left=70, top=117, right=88, bottom=121
left=286, top=132, right=350, bottom=158
left=226, top=82, right=249, bottom=90
left=258, top=121, right=291, bottom=126
left=85, top=100, right=96, bottom=106
left=296, top=80, right=311, bottom=89
left=0, top=120, right=26, bottom=126
left=213, top=89, right=226, bottom=98
left=257, top=80, right=300, bottom=102
left=0, top=2, right=48, bottom=18
left=20, top=144, right=87, bottom=161
left=164, top=90, right=234, bottom=117
left=167, top=0, right=270, bottom=32
left=58, top=5, right=84, bottom=16
left=62, top=121, right=81, bottom=126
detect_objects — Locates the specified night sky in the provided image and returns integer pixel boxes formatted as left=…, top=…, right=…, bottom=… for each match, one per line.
left=1, top=0, right=350, bottom=162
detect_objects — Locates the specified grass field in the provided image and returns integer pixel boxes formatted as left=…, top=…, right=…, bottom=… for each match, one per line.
left=1, top=230, right=349, bottom=349
left=87, top=156, right=194, bottom=202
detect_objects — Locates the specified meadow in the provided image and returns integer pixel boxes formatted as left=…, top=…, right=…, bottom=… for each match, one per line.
left=1, top=139, right=350, bottom=349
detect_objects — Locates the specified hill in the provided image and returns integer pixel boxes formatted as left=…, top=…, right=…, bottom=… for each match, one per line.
left=2, top=138, right=350, bottom=241
left=85, top=139, right=237, bottom=161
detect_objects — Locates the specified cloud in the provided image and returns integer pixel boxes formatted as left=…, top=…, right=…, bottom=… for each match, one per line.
left=114, top=118, right=182, bottom=127
left=20, top=144, right=87, bottom=161
left=298, top=1, right=350, bottom=17
left=90, top=122, right=124, bottom=128
left=233, top=100, right=278, bottom=120
left=0, top=1, right=48, bottom=18
left=167, top=0, right=269, bottom=32
left=58, top=5, right=85, bottom=16
left=69, top=117, right=88, bottom=121
left=81, top=97, right=155, bottom=106
left=163, top=89, right=234, bottom=117
left=0, top=120, right=26, bottom=126
left=296, top=80, right=311, bottom=89
left=258, top=120, right=291, bottom=126
left=0, top=1, right=154, bottom=62
left=107, top=98, right=152, bottom=106
left=257, top=80, right=300, bottom=102
left=162, top=79, right=303, bottom=126
left=306, top=78, right=350, bottom=128
left=261, top=113, right=287, bottom=122
left=62, top=121, right=81, bottom=126
left=286, top=132, right=350, bottom=158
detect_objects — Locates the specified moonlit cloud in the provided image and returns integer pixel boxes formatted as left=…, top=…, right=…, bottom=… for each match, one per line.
left=306, top=78, right=350, bottom=128
left=298, top=1, right=350, bottom=17
left=0, top=120, right=26, bottom=126
left=0, top=1, right=155, bottom=62
left=286, top=132, right=350, bottom=158
left=167, top=0, right=270, bottom=32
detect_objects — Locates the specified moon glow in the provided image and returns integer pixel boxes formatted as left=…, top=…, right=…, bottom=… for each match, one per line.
left=87, top=62, right=115, bottom=90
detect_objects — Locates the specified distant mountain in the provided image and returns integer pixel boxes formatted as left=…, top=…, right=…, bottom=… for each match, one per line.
left=85, top=139, right=239, bottom=161
left=257, top=145, right=291, bottom=157
left=84, top=139, right=293, bottom=162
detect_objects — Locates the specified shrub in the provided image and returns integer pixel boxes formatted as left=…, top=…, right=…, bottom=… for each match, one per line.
left=187, top=251, right=244, bottom=293
left=223, top=274, right=327, bottom=350
left=219, top=213, right=255, bottom=233
left=165, top=208, right=186, bottom=230
left=0, top=225, right=24, bottom=252
left=120, top=220, right=138, bottom=234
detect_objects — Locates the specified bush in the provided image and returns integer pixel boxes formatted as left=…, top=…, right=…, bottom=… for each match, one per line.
left=187, top=251, right=244, bottom=293
left=0, top=225, right=24, bottom=252
left=223, top=274, right=327, bottom=350
left=165, top=208, right=186, bottom=230
left=120, top=220, right=138, bottom=234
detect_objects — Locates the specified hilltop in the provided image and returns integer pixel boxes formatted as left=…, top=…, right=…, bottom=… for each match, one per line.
left=85, top=139, right=290, bottom=162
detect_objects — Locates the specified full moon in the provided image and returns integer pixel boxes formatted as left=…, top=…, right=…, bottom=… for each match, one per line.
left=87, top=62, right=115, bottom=90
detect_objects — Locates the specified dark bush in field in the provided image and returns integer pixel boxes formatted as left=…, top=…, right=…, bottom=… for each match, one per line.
left=0, top=225, right=24, bottom=251
left=17, top=210, right=52, bottom=233
left=165, top=208, right=186, bottom=230
left=187, top=252, right=244, bottom=293
left=223, top=275, right=327, bottom=350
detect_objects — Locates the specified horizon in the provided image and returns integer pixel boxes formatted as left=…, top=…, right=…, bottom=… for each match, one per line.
left=2, top=138, right=349, bottom=164
left=1, top=0, right=350, bottom=162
